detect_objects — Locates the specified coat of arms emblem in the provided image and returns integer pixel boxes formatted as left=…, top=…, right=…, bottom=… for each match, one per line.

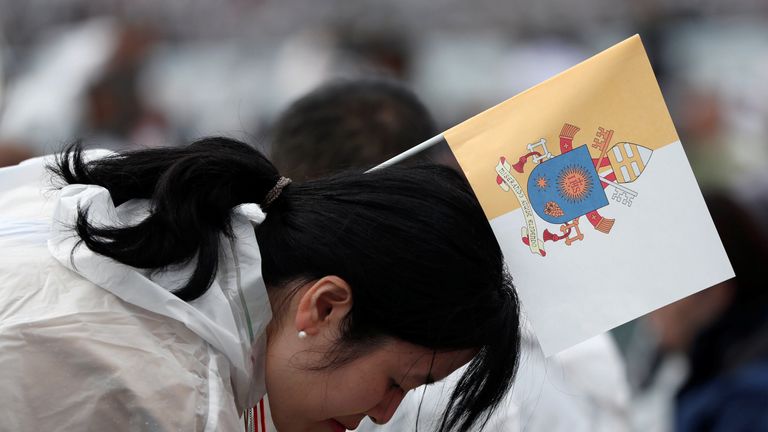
left=495, top=123, right=652, bottom=256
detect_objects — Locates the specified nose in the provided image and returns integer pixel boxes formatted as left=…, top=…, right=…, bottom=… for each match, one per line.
left=367, top=388, right=406, bottom=425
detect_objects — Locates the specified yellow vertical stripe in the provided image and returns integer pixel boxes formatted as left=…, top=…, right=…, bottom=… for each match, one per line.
left=443, top=35, right=678, bottom=220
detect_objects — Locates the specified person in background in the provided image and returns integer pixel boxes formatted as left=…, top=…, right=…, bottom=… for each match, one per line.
left=648, top=193, right=768, bottom=432
left=270, top=78, right=437, bottom=180
left=82, top=22, right=171, bottom=150
left=270, top=77, right=632, bottom=432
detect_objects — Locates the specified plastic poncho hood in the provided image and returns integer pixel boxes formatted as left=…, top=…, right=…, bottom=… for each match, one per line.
left=0, top=153, right=272, bottom=430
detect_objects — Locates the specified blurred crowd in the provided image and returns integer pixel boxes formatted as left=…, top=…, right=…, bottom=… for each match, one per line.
left=1, top=1, right=767, bottom=431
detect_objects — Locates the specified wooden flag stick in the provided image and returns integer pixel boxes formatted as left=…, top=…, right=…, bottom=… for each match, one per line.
left=366, top=133, right=445, bottom=173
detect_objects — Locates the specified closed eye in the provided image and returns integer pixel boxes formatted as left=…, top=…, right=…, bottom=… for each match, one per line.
left=390, top=379, right=403, bottom=390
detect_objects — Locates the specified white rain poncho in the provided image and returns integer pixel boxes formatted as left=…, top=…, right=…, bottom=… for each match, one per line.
left=0, top=153, right=272, bottom=431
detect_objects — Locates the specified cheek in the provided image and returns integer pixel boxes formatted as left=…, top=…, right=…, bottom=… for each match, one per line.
left=318, top=370, right=390, bottom=416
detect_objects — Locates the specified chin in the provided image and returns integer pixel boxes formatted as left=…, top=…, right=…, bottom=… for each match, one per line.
left=325, top=419, right=347, bottom=432
left=271, top=419, right=344, bottom=432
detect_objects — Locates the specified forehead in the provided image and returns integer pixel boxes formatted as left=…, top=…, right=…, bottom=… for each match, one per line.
left=373, top=339, right=475, bottom=385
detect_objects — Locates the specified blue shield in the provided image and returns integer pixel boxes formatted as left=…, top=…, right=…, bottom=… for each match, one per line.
left=527, top=145, right=608, bottom=224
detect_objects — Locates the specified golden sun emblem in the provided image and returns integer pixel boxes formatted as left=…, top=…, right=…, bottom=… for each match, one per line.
left=558, top=166, right=592, bottom=202
left=535, top=175, right=548, bottom=189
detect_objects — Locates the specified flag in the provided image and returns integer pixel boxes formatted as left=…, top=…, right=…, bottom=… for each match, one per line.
left=442, top=35, right=734, bottom=356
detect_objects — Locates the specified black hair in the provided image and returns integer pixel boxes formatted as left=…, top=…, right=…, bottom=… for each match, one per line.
left=270, top=77, right=437, bottom=181
left=50, top=137, right=520, bottom=432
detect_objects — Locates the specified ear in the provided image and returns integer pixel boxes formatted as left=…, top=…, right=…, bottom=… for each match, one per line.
left=294, top=276, right=353, bottom=337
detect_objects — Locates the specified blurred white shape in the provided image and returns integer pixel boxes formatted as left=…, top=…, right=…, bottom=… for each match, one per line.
left=141, top=42, right=269, bottom=138
left=631, top=353, right=688, bottom=432
left=0, top=19, right=116, bottom=153
left=412, top=35, right=587, bottom=125
left=0, top=27, right=4, bottom=113
left=271, top=29, right=336, bottom=113
left=412, top=32, right=510, bottom=123
left=502, top=39, right=589, bottom=94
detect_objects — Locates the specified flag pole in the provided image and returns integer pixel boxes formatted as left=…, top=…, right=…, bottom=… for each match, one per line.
left=366, top=133, right=445, bottom=173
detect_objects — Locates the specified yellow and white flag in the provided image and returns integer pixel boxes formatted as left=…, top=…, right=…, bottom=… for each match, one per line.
left=442, top=35, right=734, bottom=355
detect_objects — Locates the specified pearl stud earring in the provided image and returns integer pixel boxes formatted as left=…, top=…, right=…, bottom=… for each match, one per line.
left=298, top=330, right=307, bottom=339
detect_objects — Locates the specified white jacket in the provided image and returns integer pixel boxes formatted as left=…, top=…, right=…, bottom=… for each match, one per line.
left=0, top=154, right=272, bottom=431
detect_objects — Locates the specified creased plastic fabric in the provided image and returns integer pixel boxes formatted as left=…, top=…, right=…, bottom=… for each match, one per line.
left=0, top=153, right=271, bottom=431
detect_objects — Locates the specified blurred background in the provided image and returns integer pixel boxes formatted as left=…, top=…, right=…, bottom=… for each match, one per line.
left=1, top=1, right=767, bottom=431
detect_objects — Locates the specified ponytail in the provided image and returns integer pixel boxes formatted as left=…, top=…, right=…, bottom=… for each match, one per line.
left=49, top=137, right=281, bottom=301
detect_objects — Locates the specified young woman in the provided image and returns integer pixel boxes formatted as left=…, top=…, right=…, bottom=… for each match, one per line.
left=0, top=137, right=520, bottom=432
